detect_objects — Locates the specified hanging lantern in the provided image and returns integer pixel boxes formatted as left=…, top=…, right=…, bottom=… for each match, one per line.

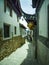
left=27, top=22, right=35, bottom=30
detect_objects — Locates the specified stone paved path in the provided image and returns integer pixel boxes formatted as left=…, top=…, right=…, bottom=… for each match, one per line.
left=0, top=40, right=41, bottom=65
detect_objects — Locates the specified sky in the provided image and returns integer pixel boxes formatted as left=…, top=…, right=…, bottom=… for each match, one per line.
left=20, top=0, right=36, bottom=15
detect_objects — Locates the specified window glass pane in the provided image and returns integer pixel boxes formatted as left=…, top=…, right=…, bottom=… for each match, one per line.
left=14, top=26, right=16, bottom=34
left=4, top=23, right=10, bottom=38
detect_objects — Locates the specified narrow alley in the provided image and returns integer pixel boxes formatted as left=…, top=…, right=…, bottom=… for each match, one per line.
left=0, top=0, right=49, bottom=65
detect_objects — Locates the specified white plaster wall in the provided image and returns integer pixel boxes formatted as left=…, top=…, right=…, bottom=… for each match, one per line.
left=39, top=0, right=49, bottom=38
left=0, top=0, right=20, bottom=40
left=21, top=28, right=26, bottom=37
left=20, top=27, right=26, bottom=37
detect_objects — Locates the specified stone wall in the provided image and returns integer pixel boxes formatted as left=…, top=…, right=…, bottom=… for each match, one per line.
left=0, top=36, right=25, bottom=61
left=37, top=39, right=49, bottom=65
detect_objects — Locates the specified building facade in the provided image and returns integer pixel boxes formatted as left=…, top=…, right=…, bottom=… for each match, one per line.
left=35, top=0, right=49, bottom=64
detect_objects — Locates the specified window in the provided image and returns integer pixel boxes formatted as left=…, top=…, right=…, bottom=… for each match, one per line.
left=14, top=26, right=16, bottom=34
left=4, top=23, right=10, bottom=38
left=4, top=0, right=12, bottom=17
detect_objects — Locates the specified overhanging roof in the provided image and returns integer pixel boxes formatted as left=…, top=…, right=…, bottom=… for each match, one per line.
left=32, top=0, right=44, bottom=12
left=32, top=0, right=38, bottom=8
left=21, top=11, right=36, bottom=25
left=7, top=0, right=22, bottom=17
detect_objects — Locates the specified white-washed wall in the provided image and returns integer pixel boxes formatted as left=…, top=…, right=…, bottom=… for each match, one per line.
left=0, top=0, right=20, bottom=40
left=39, top=0, right=49, bottom=38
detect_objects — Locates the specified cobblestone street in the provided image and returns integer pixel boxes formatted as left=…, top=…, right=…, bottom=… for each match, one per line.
left=0, top=40, right=42, bottom=65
